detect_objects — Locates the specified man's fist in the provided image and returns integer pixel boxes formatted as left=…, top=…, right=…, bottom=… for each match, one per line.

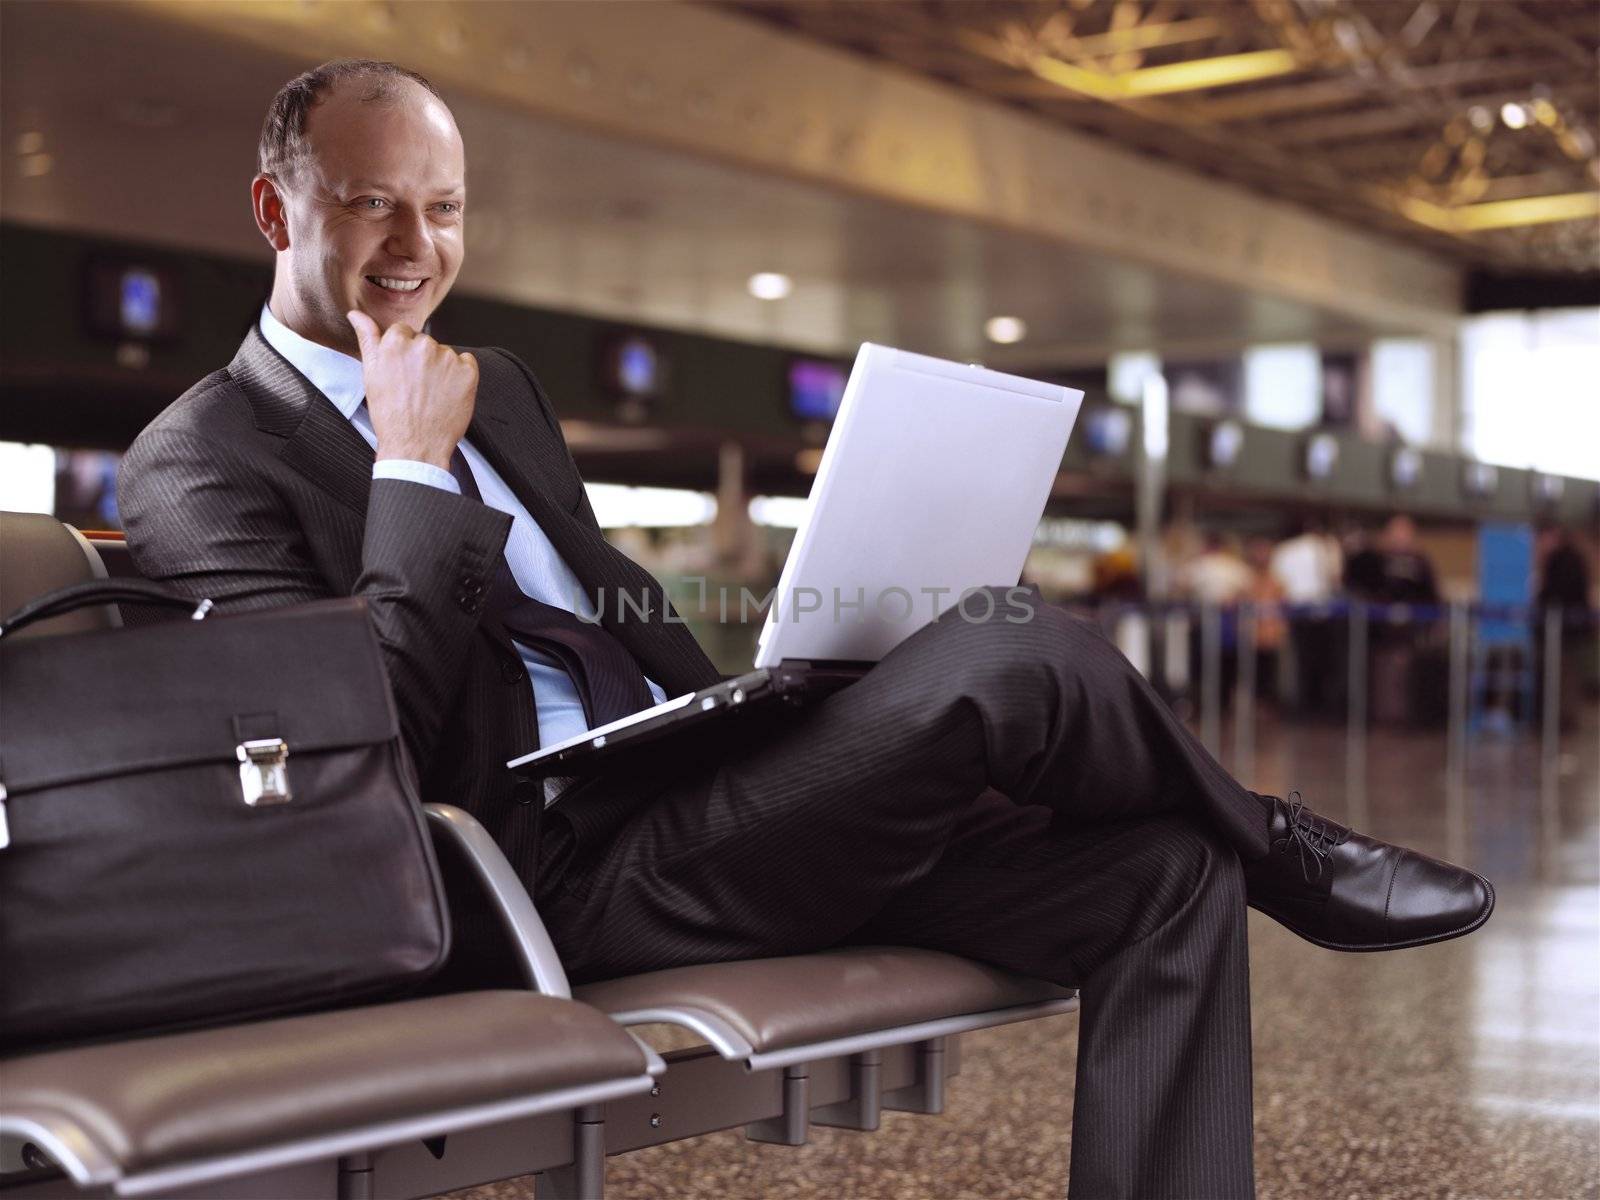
left=348, top=310, right=477, bottom=471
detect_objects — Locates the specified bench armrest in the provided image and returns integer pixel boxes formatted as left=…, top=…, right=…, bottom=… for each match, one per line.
left=423, top=803, right=572, bottom=999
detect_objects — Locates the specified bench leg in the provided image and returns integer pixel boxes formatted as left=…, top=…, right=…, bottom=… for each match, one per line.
left=337, top=1152, right=374, bottom=1200
left=744, top=1064, right=810, bottom=1145
left=812, top=1049, right=883, bottom=1131
left=538, top=1104, right=605, bottom=1199
left=883, top=1037, right=947, bottom=1115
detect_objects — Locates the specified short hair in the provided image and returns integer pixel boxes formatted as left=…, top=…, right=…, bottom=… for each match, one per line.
left=258, top=59, right=441, bottom=187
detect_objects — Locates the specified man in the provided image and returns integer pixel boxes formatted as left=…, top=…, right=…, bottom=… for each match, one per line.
left=119, top=60, right=1493, bottom=1199
left=1270, top=519, right=1345, bottom=718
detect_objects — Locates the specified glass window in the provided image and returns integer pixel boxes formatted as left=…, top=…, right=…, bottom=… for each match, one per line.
left=1463, top=308, right=1600, bottom=480
left=1371, top=339, right=1436, bottom=447
left=1243, top=343, right=1320, bottom=430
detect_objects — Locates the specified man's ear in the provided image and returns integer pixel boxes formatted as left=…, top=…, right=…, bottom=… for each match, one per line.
left=251, top=175, right=290, bottom=252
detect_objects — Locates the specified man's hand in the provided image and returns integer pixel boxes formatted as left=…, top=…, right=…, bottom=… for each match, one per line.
left=348, top=310, right=477, bottom=471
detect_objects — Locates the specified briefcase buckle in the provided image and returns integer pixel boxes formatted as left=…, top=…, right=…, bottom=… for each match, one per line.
left=237, top=738, right=291, bottom=807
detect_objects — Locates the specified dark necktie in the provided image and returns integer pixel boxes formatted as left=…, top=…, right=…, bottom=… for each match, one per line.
left=447, top=447, right=657, bottom=728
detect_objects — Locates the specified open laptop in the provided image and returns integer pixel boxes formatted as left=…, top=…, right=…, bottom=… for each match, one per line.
left=507, top=343, right=1083, bottom=780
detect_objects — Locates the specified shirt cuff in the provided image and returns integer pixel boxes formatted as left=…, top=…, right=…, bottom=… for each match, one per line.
left=373, top=458, right=460, bottom=494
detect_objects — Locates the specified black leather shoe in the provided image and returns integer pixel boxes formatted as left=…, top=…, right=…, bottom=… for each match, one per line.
left=1243, top=792, right=1494, bottom=952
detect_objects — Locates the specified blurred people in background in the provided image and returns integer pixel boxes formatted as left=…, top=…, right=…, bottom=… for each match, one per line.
left=1091, top=544, right=1143, bottom=603
left=1245, top=535, right=1285, bottom=703
left=1271, top=518, right=1345, bottom=718
left=1355, top=515, right=1440, bottom=606
left=1536, top=523, right=1596, bottom=732
left=1179, top=532, right=1253, bottom=710
left=1181, top=531, right=1254, bottom=607
left=1347, top=515, right=1444, bottom=727
left=1271, top=518, right=1343, bottom=606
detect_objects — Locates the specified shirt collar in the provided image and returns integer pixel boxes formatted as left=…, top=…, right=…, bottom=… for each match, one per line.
left=258, top=303, right=365, bottom=421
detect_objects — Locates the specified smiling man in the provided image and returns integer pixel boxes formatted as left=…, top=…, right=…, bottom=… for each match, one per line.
left=259, top=63, right=461, bottom=352
left=118, top=59, right=1494, bottom=1200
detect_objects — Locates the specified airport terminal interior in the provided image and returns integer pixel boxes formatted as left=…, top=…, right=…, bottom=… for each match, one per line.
left=1, top=2, right=1597, bottom=1198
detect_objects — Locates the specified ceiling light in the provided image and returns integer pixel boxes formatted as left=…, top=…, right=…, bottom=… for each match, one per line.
left=747, top=272, right=792, bottom=301
left=985, top=316, right=1027, bottom=344
left=972, top=32, right=1300, bottom=101
left=1500, top=102, right=1529, bottom=130
left=1467, top=106, right=1493, bottom=133
left=1449, top=192, right=1600, bottom=232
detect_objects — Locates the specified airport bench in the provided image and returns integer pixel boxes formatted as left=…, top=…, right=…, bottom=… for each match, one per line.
left=0, top=513, right=1079, bottom=1199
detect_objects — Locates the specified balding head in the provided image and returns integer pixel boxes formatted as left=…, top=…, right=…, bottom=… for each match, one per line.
left=258, top=59, right=444, bottom=190
left=252, top=59, right=467, bottom=355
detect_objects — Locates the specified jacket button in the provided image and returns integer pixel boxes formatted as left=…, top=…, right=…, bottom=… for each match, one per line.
left=501, top=659, right=525, bottom=684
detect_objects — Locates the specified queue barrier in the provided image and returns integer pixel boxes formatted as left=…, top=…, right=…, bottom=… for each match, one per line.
left=1077, top=593, right=1594, bottom=852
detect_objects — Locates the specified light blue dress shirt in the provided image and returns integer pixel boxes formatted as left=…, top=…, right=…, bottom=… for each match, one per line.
left=258, top=304, right=665, bottom=749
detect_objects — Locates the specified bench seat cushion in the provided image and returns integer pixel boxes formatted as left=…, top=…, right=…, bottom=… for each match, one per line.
left=0, top=991, right=647, bottom=1178
left=574, top=946, right=1073, bottom=1054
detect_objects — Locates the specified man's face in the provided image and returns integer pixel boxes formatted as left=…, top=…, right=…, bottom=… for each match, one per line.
left=258, top=78, right=466, bottom=354
left=1383, top=516, right=1416, bottom=552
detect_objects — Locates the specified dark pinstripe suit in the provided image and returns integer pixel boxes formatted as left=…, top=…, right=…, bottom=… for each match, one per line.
left=123, top=324, right=1267, bottom=1198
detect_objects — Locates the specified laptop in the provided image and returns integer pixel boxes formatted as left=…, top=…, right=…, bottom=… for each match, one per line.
left=507, top=343, right=1083, bottom=780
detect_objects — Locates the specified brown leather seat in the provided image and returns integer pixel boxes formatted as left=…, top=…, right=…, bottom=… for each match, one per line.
left=0, top=992, right=652, bottom=1187
left=576, top=946, right=1074, bottom=1056
left=0, top=511, right=113, bottom=638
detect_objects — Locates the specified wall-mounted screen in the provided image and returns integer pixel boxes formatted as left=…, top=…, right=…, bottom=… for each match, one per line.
left=84, top=257, right=181, bottom=341
left=1530, top=473, right=1565, bottom=505
left=788, top=358, right=849, bottom=422
left=1207, top=419, right=1244, bottom=469
left=1304, top=432, right=1340, bottom=480
left=1390, top=446, right=1423, bottom=489
left=1084, top=408, right=1133, bottom=458
left=1462, top=460, right=1499, bottom=498
left=600, top=333, right=664, bottom=399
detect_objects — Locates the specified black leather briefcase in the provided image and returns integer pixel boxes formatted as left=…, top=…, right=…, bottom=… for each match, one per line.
left=0, top=581, right=450, bottom=1050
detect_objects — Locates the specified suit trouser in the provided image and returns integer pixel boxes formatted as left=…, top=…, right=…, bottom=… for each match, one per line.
left=534, top=592, right=1269, bottom=1198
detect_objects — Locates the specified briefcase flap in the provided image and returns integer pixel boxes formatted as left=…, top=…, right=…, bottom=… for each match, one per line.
left=0, top=597, right=397, bottom=795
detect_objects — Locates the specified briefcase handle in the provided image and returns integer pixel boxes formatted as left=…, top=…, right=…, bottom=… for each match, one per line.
left=0, top=579, right=214, bottom=639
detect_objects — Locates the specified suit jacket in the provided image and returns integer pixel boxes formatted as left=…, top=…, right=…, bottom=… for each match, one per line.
left=119, top=323, right=720, bottom=881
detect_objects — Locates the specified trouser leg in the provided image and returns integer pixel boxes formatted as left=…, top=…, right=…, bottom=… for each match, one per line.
left=842, top=798, right=1255, bottom=1200
left=539, top=592, right=1268, bottom=979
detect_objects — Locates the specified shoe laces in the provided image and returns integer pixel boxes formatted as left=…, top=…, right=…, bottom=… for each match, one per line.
left=1271, top=790, right=1351, bottom=882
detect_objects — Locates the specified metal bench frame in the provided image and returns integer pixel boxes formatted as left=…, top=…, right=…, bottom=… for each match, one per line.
left=0, top=523, right=1080, bottom=1200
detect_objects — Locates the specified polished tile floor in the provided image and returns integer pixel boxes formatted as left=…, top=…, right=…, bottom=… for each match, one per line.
left=459, top=704, right=1600, bottom=1200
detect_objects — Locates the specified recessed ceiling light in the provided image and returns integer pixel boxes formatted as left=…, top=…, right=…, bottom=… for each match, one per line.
left=1500, top=102, right=1529, bottom=130
left=748, top=272, right=792, bottom=301
left=985, top=316, right=1027, bottom=344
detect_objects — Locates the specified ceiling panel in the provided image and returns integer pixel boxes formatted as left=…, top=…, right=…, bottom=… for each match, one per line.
left=725, top=0, right=1600, bottom=275
left=2, top=0, right=1419, bottom=362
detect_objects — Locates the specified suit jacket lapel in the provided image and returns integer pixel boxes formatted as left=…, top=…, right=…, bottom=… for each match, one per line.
left=466, top=387, right=621, bottom=609
left=230, top=324, right=374, bottom=518
left=469, top=361, right=715, bottom=690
